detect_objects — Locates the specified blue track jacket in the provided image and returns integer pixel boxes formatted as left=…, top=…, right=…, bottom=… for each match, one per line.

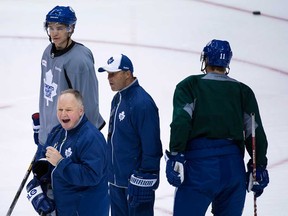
left=37, top=115, right=109, bottom=216
left=107, top=79, right=163, bottom=187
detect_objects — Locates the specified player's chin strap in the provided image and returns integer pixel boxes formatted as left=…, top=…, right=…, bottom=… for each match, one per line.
left=225, top=67, right=230, bottom=75
left=200, top=60, right=206, bottom=73
left=45, top=29, right=52, bottom=43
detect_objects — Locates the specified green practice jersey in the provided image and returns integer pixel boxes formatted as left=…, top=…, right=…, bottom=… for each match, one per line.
left=170, top=72, right=268, bottom=166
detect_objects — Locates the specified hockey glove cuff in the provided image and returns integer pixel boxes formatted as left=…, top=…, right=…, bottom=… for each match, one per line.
left=246, top=160, right=269, bottom=198
left=33, top=159, right=51, bottom=184
left=128, top=171, right=158, bottom=207
left=26, top=178, right=55, bottom=215
left=165, top=150, right=185, bottom=187
left=32, top=113, right=40, bottom=145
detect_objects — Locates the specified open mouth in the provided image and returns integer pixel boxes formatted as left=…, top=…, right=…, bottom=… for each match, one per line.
left=62, top=119, right=70, bottom=123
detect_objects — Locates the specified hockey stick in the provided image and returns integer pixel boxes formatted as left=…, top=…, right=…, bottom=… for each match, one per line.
left=251, top=113, right=257, bottom=216
left=6, top=152, right=36, bottom=216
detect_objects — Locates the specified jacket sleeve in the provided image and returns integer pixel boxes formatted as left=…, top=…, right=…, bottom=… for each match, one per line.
left=132, top=100, right=163, bottom=173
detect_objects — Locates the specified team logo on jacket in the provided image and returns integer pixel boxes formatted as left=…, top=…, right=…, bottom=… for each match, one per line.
left=119, top=111, right=125, bottom=121
left=65, top=147, right=72, bottom=158
left=41, top=59, right=47, bottom=67
left=44, top=69, right=58, bottom=106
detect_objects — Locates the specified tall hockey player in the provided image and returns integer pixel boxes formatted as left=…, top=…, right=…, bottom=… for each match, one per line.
left=165, top=39, right=269, bottom=216
left=38, top=5, right=105, bottom=147
left=98, top=54, right=163, bottom=216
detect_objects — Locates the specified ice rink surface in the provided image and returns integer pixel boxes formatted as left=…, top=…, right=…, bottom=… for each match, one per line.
left=0, top=0, right=287, bottom=215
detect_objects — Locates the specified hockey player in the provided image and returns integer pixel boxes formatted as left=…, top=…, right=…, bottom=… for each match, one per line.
left=98, top=54, right=163, bottom=216
left=27, top=89, right=109, bottom=215
left=165, top=39, right=269, bottom=215
left=38, top=5, right=105, bottom=147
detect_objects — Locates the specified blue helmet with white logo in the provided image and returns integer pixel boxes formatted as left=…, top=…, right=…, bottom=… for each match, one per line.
left=200, top=39, right=233, bottom=69
left=44, top=6, right=77, bottom=28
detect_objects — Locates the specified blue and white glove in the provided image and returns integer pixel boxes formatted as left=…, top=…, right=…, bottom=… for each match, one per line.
left=165, top=150, right=185, bottom=187
left=32, top=113, right=40, bottom=145
left=246, top=160, right=269, bottom=198
left=26, top=178, right=55, bottom=215
left=128, top=171, right=159, bottom=207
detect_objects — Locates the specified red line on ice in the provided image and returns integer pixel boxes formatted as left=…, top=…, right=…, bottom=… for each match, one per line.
left=1, top=35, right=288, bottom=76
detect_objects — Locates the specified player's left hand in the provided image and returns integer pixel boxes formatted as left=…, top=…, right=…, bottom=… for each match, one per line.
left=246, top=160, right=269, bottom=198
left=165, top=150, right=185, bottom=187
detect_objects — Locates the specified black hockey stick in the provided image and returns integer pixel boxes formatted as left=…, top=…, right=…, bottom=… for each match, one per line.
left=6, top=153, right=36, bottom=216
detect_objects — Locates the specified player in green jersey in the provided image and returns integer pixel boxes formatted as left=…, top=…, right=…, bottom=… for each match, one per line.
left=165, top=39, right=269, bottom=216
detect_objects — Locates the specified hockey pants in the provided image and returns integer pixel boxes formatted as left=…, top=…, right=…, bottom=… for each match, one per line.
left=173, top=139, right=246, bottom=216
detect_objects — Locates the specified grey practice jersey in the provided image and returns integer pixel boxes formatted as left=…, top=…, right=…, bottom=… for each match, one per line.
left=39, top=41, right=105, bottom=145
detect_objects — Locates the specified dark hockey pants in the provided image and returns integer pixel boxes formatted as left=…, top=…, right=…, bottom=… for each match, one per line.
left=173, top=138, right=246, bottom=216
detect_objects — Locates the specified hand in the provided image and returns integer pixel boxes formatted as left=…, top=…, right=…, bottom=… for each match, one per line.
left=165, top=150, right=185, bottom=187
left=128, top=171, right=159, bottom=207
left=32, top=113, right=40, bottom=145
left=46, top=146, right=63, bottom=166
left=26, top=178, right=55, bottom=214
left=246, top=160, right=269, bottom=198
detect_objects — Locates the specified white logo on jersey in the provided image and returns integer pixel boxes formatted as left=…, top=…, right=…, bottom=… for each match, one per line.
left=65, top=147, right=72, bottom=158
left=44, top=69, right=58, bottom=106
left=119, top=111, right=125, bottom=121
left=42, top=59, right=47, bottom=67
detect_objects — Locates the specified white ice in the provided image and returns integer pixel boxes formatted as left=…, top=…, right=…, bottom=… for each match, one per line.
left=0, top=0, right=287, bottom=215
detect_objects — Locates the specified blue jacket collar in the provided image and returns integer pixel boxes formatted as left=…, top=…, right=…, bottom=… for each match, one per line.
left=119, top=78, right=139, bottom=94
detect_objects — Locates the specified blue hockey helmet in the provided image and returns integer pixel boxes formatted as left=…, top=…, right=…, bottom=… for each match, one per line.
left=200, top=39, right=233, bottom=68
left=45, top=6, right=77, bottom=28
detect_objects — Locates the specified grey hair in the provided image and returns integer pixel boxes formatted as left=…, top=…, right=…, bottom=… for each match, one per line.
left=60, top=89, right=84, bottom=107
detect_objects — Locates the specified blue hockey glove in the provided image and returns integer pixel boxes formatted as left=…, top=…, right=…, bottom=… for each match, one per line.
left=165, top=150, right=185, bottom=187
left=246, top=160, right=269, bottom=198
left=32, top=113, right=40, bottom=145
left=128, top=171, right=159, bottom=207
left=26, top=178, right=55, bottom=215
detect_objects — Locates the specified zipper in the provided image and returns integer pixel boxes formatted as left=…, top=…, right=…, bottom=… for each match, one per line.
left=111, top=92, right=122, bottom=185
left=51, top=130, right=67, bottom=189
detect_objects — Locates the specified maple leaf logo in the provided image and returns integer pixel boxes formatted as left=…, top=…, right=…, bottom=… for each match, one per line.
left=65, top=147, right=72, bottom=158
left=119, top=111, right=125, bottom=121
left=44, top=70, right=58, bottom=106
